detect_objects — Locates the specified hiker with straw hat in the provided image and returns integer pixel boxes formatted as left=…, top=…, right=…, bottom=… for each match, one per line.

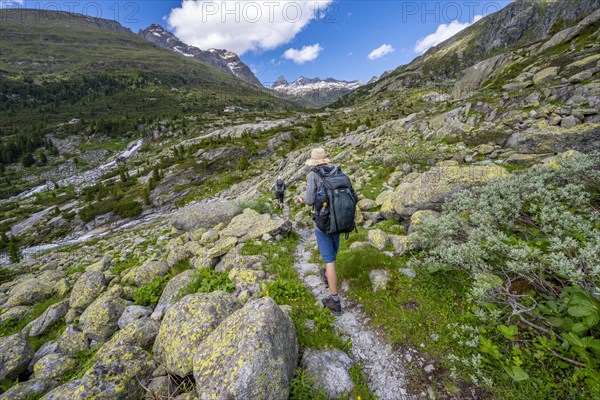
left=296, top=147, right=349, bottom=315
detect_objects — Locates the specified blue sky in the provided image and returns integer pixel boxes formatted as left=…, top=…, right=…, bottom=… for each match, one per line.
left=10, top=1, right=511, bottom=85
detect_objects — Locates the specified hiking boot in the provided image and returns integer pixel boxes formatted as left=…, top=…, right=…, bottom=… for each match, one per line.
left=322, top=296, right=342, bottom=315
left=320, top=268, right=329, bottom=288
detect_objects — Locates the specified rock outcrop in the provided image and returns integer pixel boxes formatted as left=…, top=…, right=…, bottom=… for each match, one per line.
left=153, top=291, right=240, bottom=377
left=171, top=200, right=242, bottom=232
left=193, top=297, right=298, bottom=400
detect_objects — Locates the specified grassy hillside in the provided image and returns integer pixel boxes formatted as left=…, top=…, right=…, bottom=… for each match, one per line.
left=0, top=9, right=292, bottom=131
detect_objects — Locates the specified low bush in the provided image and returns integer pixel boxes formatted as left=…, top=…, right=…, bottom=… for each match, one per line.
left=409, top=153, right=600, bottom=398
left=133, top=276, right=170, bottom=306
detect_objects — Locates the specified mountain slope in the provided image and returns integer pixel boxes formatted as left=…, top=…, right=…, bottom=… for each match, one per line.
left=272, top=76, right=362, bottom=108
left=335, top=0, right=600, bottom=108
left=138, top=24, right=262, bottom=87
left=0, top=10, right=290, bottom=130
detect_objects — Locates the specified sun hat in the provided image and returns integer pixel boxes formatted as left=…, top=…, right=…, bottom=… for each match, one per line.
left=305, top=148, right=331, bottom=166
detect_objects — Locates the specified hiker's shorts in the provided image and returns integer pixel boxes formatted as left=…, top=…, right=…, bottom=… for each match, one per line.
left=315, top=227, right=340, bottom=263
left=276, top=192, right=284, bottom=203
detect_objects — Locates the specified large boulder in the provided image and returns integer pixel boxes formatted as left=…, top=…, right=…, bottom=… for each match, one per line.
left=153, top=291, right=240, bottom=377
left=0, top=334, right=34, bottom=381
left=79, top=291, right=130, bottom=342
left=32, top=353, right=77, bottom=381
left=171, top=200, right=242, bottom=232
left=452, top=54, right=511, bottom=99
left=69, top=271, right=107, bottom=312
left=219, top=208, right=292, bottom=241
left=389, top=161, right=509, bottom=218
left=532, top=66, right=559, bottom=86
left=23, top=299, right=69, bottom=337
left=151, top=269, right=195, bottom=320
left=0, top=380, right=57, bottom=400
left=43, top=345, right=156, bottom=400
left=301, top=349, right=354, bottom=398
left=193, top=297, right=298, bottom=400
left=97, top=317, right=160, bottom=358
left=4, top=278, right=54, bottom=308
left=56, top=325, right=89, bottom=356
left=506, top=124, right=600, bottom=154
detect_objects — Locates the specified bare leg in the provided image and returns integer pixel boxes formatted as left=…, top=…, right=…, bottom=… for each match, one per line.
left=325, top=261, right=338, bottom=295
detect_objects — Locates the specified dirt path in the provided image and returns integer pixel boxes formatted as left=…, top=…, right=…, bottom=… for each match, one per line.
left=293, top=225, right=416, bottom=400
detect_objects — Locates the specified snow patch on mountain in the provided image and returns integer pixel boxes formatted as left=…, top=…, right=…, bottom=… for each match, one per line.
left=272, top=76, right=362, bottom=96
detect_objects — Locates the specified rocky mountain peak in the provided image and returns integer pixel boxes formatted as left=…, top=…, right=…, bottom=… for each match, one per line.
left=138, top=24, right=262, bottom=87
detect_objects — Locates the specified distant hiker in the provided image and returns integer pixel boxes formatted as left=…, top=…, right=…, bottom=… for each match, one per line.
left=296, top=148, right=358, bottom=315
left=273, top=176, right=287, bottom=210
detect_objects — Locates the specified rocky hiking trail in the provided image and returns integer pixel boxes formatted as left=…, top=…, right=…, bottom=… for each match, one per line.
left=292, top=223, right=415, bottom=400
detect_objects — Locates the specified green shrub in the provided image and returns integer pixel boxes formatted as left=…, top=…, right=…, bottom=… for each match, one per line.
left=182, top=269, right=234, bottom=297
left=133, top=276, right=170, bottom=306
left=289, top=369, right=327, bottom=400
left=410, top=153, right=600, bottom=397
left=111, top=256, right=140, bottom=275
left=114, top=199, right=142, bottom=219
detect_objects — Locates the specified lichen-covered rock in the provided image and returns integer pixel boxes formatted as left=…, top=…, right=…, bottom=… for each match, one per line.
left=193, top=297, right=298, bottom=400
left=504, top=153, right=551, bottom=166
left=215, top=251, right=266, bottom=273
left=53, top=278, right=70, bottom=298
left=69, top=271, right=107, bottom=312
left=206, top=236, right=238, bottom=259
left=408, top=210, right=440, bottom=234
left=200, top=230, right=219, bottom=245
left=542, top=149, right=584, bottom=170
left=171, top=200, right=242, bottom=232
left=151, top=269, right=195, bottom=320
left=388, top=235, right=414, bottom=256
left=389, top=162, right=509, bottom=218
left=32, top=353, right=77, bottom=381
left=0, top=379, right=58, bottom=400
left=369, top=270, right=390, bottom=292
left=0, top=334, right=34, bottom=381
left=153, top=291, right=240, bottom=377
left=56, top=325, right=89, bottom=356
left=533, top=66, right=559, bottom=85
left=0, top=306, right=32, bottom=325
left=357, top=198, right=377, bottom=211
left=505, top=124, right=600, bottom=154
left=220, top=208, right=292, bottom=241
left=123, top=260, right=169, bottom=287
left=43, top=345, right=156, bottom=400
left=79, top=292, right=129, bottom=342
left=228, top=268, right=264, bottom=296
left=561, top=115, right=581, bottom=129
left=368, top=229, right=389, bottom=250
left=301, top=348, right=354, bottom=398
left=98, top=318, right=160, bottom=358
left=23, top=299, right=69, bottom=337
left=4, top=278, right=54, bottom=308
left=118, top=305, right=153, bottom=329
left=166, top=246, right=193, bottom=268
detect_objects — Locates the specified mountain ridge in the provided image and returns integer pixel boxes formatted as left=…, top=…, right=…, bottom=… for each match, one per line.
left=138, top=24, right=263, bottom=87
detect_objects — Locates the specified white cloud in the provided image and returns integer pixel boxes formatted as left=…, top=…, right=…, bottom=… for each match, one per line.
left=0, top=0, right=24, bottom=8
left=414, top=15, right=483, bottom=54
left=283, top=44, right=322, bottom=64
left=167, top=1, right=332, bottom=55
left=368, top=44, right=394, bottom=60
